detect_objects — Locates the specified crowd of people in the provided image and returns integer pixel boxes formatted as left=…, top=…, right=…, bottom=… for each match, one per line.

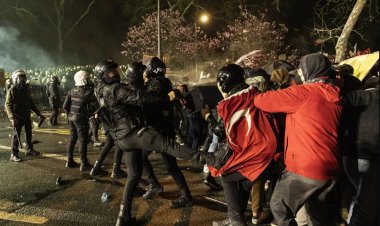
left=2, top=53, right=379, bottom=226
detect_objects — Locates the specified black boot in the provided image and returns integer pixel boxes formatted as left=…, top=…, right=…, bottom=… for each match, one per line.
left=90, top=161, right=108, bottom=176
left=80, top=161, right=93, bottom=171
left=170, top=194, right=193, bottom=208
left=65, top=158, right=79, bottom=168
left=111, top=163, right=127, bottom=179
left=142, top=184, right=164, bottom=199
left=204, top=172, right=223, bottom=190
left=115, top=204, right=135, bottom=226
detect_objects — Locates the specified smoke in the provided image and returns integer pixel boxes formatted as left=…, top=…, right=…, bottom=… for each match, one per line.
left=0, top=26, right=55, bottom=72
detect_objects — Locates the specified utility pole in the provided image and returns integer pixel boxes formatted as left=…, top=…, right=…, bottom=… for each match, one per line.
left=157, top=0, right=161, bottom=59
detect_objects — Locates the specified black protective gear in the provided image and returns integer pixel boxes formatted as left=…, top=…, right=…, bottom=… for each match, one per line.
left=217, top=64, right=245, bottom=94
left=126, top=62, right=146, bottom=85
left=94, top=60, right=119, bottom=84
left=146, top=57, right=166, bottom=78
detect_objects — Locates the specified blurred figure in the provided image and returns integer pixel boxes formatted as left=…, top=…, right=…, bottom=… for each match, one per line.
left=46, top=76, right=62, bottom=126
left=270, top=68, right=292, bottom=90
left=343, top=77, right=379, bottom=226
left=5, top=70, right=45, bottom=162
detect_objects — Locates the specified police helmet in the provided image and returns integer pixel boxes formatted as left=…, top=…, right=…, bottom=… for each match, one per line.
left=11, top=70, right=27, bottom=85
left=217, top=64, right=245, bottom=93
left=94, top=60, right=119, bottom=84
left=126, top=62, right=146, bottom=83
left=74, top=70, right=90, bottom=86
left=146, top=57, right=166, bottom=78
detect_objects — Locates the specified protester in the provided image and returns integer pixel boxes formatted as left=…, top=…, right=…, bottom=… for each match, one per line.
left=201, top=64, right=278, bottom=226
left=254, top=53, right=342, bottom=226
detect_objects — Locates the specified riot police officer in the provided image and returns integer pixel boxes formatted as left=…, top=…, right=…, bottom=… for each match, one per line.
left=90, top=62, right=146, bottom=179
left=5, top=70, right=45, bottom=162
left=63, top=70, right=99, bottom=171
left=46, top=76, right=61, bottom=126
left=93, top=59, right=198, bottom=226
left=141, top=57, right=193, bottom=208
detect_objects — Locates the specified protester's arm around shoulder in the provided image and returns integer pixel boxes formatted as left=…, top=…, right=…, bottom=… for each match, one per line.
left=342, top=89, right=372, bottom=107
left=254, top=85, right=304, bottom=113
left=115, top=84, right=170, bottom=106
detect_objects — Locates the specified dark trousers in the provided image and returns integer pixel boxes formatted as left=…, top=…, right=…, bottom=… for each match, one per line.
left=114, top=127, right=196, bottom=213
left=96, top=132, right=123, bottom=165
left=221, top=165, right=271, bottom=221
left=142, top=150, right=191, bottom=197
left=89, top=117, right=100, bottom=141
left=349, top=159, right=380, bottom=226
left=270, top=171, right=336, bottom=226
left=67, top=120, right=89, bottom=163
left=11, top=118, right=33, bottom=155
left=221, top=172, right=254, bottom=221
left=121, top=149, right=143, bottom=209
left=50, top=106, right=59, bottom=125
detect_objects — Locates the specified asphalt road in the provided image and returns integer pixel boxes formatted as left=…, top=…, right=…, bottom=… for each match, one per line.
left=0, top=112, right=270, bottom=226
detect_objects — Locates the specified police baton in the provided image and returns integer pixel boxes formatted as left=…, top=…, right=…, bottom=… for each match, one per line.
left=12, top=126, right=23, bottom=149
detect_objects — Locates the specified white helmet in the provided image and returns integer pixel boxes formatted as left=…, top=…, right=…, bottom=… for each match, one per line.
left=11, top=70, right=27, bottom=84
left=74, top=70, right=89, bottom=86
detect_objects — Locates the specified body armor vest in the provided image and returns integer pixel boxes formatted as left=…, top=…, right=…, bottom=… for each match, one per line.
left=101, top=83, right=141, bottom=140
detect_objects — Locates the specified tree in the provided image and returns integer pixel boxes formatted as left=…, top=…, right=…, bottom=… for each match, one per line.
left=311, top=0, right=378, bottom=61
left=9, top=0, right=96, bottom=64
left=335, top=0, right=367, bottom=62
left=121, top=9, right=218, bottom=68
left=217, top=6, right=288, bottom=64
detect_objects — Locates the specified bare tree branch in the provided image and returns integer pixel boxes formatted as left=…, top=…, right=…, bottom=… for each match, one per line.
left=64, top=0, right=96, bottom=40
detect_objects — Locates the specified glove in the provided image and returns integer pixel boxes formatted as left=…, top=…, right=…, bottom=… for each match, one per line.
left=201, top=105, right=211, bottom=119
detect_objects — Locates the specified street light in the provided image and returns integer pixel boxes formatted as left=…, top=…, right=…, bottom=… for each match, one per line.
left=199, top=14, right=209, bottom=24
left=194, top=13, right=210, bottom=81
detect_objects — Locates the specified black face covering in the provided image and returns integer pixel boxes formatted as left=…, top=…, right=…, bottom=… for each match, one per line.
left=102, top=70, right=120, bottom=84
left=15, top=75, right=27, bottom=88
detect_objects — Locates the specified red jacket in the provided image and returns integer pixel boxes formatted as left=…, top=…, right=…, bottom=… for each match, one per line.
left=209, top=86, right=277, bottom=181
left=254, top=83, right=342, bottom=180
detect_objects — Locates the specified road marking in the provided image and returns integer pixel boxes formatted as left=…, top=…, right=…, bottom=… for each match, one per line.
left=0, top=210, right=48, bottom=224
left=0, top=145, right=79, bottom=161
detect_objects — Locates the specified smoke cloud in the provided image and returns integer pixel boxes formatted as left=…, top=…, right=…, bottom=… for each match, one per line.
left=0, top=26, right=55, bottom=72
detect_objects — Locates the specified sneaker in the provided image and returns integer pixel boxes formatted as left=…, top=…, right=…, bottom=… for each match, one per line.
left=26, top=149, right=40, bottom=156
left=10, top=155, right=22, bottom=162
left=212, top=218, right=231, bottom=226
left=142, top=185, right=164, bottom=199
left=80, top=162, right=93, bottom=171
left=170, top=196, right=193, bottom=208
left=65, top=159, right=79, bottom=168
left=252, top=211, right=270, bottom=225
left=93, top=141, right=103, bottom=147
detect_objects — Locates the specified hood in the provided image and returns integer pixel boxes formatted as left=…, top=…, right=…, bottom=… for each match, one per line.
left=300, top=53, right=334, bottom=81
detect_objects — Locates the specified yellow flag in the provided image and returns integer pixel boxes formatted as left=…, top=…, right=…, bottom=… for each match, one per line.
left=339, top=51, right=379, bottom=81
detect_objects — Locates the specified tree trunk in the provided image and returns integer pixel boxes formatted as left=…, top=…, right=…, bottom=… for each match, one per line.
left=335, top=0, right=367, bottom=63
